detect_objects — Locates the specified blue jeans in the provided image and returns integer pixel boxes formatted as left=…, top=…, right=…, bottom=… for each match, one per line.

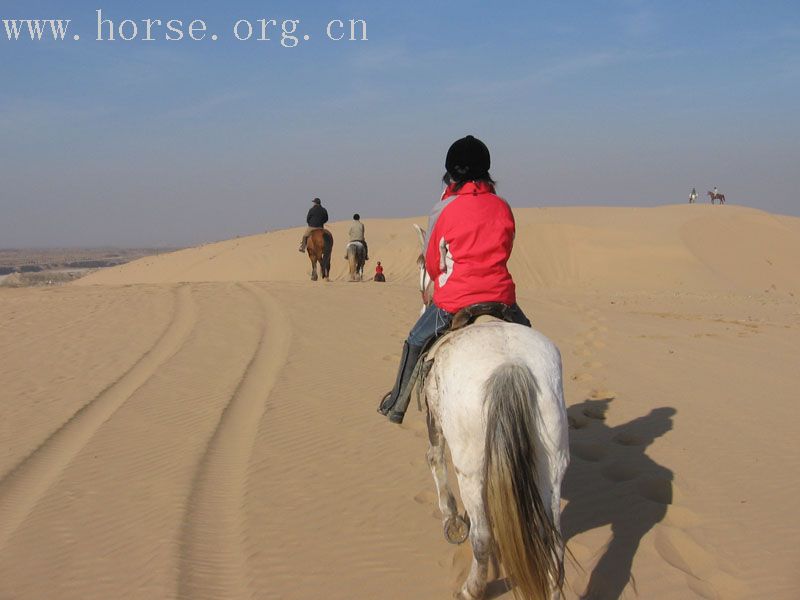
left=407, top=303, right=531, bottom=349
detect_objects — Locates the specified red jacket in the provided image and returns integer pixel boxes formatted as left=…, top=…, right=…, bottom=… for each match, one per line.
left=424, top=181, right=517, bottom=313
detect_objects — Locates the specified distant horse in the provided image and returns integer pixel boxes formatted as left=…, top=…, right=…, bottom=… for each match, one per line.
left=306, top=229, right=333, bottom=281
left=410, top=224, right=569, bottom=600
left=345, top=241, right=366, bottom=282
left=707, top=191, right=726, bottom=205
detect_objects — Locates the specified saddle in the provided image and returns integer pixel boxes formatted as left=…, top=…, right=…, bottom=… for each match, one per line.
left=449, top=302, right=518, bottom=331
left=424, top=303, right=517, bottom=362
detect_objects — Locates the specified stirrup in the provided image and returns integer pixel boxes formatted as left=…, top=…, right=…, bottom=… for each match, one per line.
left=377, top=392, right=393, bottom=416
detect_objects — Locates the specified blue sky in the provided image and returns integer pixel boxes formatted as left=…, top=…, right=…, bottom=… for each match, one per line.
left=1, top=0, right=798, bottom=246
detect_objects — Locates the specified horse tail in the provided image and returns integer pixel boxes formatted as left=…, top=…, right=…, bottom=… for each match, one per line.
left=322, top=230, right=333, bottom=273
left=483, top=362, right=564, bottom=600
left=346, top=243, right=357, bottom=278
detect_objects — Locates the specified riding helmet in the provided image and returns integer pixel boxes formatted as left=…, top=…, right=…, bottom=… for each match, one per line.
left=445, top=135, right=491, bottom=181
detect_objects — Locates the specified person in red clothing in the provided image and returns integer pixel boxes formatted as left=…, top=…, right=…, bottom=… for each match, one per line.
left=374, top=261, right=385, bottom=282
left=378, top=135, right=531, bottom=424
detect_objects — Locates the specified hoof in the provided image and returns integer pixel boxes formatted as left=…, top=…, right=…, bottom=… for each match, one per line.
left=444, top=513, right=470, bottom=545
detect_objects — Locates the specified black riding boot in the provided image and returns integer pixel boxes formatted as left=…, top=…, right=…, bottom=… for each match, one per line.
left=377, top=342, right=423, bottom=423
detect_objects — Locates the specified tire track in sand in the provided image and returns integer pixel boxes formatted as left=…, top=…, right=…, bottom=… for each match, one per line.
left=0, top=284, right=197, bottom=550
left=178, top=283, right=291, bottom=600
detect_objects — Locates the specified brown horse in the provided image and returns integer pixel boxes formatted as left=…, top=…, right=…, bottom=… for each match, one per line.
left=707, top=191, right=726, bottom=205
left=306, top=229, right=333, bottom=281
left=345, top=241, right=366, bottom=282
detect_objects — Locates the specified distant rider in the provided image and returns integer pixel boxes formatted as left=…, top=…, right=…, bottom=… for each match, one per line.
left=298, top=198, right=329, bottom=252
left=689, top=188, right=697, bottom=203
left=374, top=261, right=385, bottom=282
left=345, top=213, right=369, bottom=260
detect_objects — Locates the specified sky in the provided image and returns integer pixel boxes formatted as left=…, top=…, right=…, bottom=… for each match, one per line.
left=1, top=0, right=798, bottom=247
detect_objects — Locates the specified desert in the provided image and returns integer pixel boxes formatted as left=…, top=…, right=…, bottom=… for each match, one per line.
left=1, top=203, right=798, bottom=599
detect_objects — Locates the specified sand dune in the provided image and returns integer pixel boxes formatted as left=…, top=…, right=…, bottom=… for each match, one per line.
left=79, top=205, right=800, bottom=295
left=2, top=204, right=799, bottom=599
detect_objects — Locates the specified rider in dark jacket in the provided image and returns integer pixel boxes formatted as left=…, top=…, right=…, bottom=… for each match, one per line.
left=299, top=198, right=329, bottom=252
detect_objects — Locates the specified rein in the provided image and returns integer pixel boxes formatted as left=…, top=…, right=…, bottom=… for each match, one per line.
left=418, top=254, right=434, bottom=307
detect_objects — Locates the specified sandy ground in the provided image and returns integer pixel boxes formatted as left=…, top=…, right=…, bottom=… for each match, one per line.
left=1, top=204, right=798, bottom=599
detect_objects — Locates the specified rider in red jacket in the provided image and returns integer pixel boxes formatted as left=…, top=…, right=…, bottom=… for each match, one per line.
left=425, top=179, right=516, bottom=312
left=378, top=135, right=531, bottom=423
left=374, top=261, right=385, bottom=282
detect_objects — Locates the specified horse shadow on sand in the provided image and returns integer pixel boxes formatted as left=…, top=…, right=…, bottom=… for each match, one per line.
left=561, top=398, right=676, bottom=600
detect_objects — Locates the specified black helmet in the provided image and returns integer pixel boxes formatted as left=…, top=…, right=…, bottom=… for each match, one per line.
left=353, top=213, right=360, bottom=220
left=445, top=135, right=490, bottom=181
left=312, top=197, right=321, bottom=204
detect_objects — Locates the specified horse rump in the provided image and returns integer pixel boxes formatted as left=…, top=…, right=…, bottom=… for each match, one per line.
left=483, top=362, right=564, bottom=600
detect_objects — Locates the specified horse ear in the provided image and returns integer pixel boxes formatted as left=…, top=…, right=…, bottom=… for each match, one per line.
left=413, top=224, right=426, bottom=252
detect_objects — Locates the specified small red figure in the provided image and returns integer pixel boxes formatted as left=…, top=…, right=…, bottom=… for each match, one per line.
left=374, top=261, right=385, bottom=282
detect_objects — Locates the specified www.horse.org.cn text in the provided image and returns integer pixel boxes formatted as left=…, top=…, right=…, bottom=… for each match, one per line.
left=2, top=10, right=369, bottom=47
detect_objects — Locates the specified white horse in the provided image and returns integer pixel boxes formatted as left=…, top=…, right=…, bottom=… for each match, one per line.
left=412, top=225, right=570, bottom=600
left=345, top=241, right=366, bottom=281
